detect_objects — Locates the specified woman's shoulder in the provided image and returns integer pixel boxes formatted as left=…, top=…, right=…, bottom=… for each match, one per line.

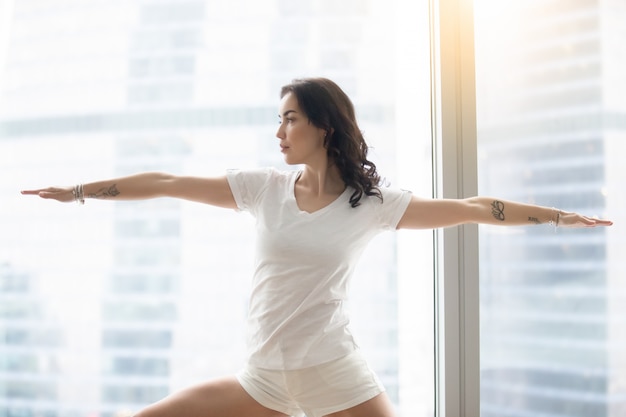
left=226, top=167, right=300, bottom=194
left=228, top=167, right=297, bottom=179
left=378, top=184, right=412, bottom=199
left=366, top=184, right=412, bottom=211
left=355, top=181, right=411, bottom=204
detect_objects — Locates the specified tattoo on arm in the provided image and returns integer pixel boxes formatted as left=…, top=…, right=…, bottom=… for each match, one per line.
left=87, top=184, right=120, bottom=199
left=491, top=200, right=505, bottom=221
left=528, top=216, right=542, bottom=224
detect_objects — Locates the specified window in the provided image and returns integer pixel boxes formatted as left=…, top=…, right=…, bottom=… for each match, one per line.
left=0, top=1, right=434, bottom=416
left=475, top=1, right=626, bottom=416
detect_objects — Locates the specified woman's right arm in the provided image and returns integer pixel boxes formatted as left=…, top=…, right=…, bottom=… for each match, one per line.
left=21, top=172, right=238, bottom=209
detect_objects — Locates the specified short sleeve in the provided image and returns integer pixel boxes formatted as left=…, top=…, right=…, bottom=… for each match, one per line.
left=375, top=187, right=412, bottom=230
left=226, top=168, right=273, bottom=213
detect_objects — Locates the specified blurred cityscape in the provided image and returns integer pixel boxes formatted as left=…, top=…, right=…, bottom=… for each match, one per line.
left=0, top=1, right=433, bottom=417
left=476, top=1, right=626, bottom=416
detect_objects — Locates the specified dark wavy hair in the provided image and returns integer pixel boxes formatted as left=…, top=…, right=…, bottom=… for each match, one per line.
left=280, top=78, right=382, bottom=208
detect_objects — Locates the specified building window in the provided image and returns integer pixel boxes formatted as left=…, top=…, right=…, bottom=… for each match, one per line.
left=0, top=1, right=434, bottom=416
left=475, top=1, right=626, bottom=416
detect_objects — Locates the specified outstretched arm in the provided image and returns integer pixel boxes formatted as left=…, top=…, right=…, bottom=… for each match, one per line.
left=397, top=195, right=613, bottom=230
left=21, top=172, right=237, bottom=209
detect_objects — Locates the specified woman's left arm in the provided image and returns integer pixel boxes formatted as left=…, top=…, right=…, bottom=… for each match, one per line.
left=396, top=195, right=613, bottom=230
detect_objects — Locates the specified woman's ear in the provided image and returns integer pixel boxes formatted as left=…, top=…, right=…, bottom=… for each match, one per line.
left=323, top=128, right=333, bottom=147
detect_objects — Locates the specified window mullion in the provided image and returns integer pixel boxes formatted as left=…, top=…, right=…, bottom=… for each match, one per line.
left=432, top=0, right=479, bottom=416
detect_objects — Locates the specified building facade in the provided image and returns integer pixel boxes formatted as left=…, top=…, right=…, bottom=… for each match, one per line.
left=0, top=1, right=432, bottom=416
left=476, top=1, right=626, bottom=416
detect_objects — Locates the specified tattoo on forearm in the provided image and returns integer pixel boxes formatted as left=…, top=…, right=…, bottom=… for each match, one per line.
left=88, top=184, right=120, bottom=199
left=491, top=200, right=505, bottom=221
left=528, top=216, right=541, bottom=224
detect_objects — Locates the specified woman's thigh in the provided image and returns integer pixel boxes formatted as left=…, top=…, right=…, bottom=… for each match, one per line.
left=134, top=376, right=289, bottom=417
left=323, top=392, right=396, bottom=417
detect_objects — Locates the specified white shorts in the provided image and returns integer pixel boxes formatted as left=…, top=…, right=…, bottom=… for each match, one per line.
left=236, top=349, right=385, bottom=417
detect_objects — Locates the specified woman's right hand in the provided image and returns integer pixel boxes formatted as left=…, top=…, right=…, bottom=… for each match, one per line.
left=21, top=186, right=75, bottom=203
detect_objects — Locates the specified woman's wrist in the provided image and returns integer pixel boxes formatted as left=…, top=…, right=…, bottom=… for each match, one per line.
left=72, top=183, right=85, bottom=205
left=548, top=207, right=561, bottom=229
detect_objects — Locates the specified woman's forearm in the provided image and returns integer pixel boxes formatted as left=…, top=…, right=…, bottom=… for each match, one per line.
left=467, top=197, right=562, bottom=226
left=83, top=172, right=173, bottom=201
left=466, top=196, right=611, bottom=228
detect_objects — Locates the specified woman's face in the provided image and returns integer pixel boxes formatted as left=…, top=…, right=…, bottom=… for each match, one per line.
left=276, top=92, right=328, bottom=166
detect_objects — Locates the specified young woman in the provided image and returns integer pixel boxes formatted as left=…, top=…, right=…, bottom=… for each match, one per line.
left=22, top=78, right=613, bottom=417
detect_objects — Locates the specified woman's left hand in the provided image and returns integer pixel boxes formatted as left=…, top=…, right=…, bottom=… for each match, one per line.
left=558, top=211, right=613, bottom=228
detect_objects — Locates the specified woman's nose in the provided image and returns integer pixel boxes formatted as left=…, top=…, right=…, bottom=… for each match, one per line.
left=276, top=123, right=285, bottom=139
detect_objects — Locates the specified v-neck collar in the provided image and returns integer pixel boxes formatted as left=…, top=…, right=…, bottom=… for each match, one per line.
left=288, top=170, right=350, bottom=216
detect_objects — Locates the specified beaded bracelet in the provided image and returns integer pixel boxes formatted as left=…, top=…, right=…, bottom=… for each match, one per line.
left=549, top=207, right=561, bottom=231
left=72, top=183, right=85, bottom=205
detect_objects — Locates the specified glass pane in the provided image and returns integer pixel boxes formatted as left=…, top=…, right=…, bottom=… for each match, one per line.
left=0, top=1, right=434, bottom=416
left=475, top=1, right=626, bottom=416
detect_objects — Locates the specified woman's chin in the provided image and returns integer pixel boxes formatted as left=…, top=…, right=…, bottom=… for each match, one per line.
left=283, top=156, right=300, bottom=166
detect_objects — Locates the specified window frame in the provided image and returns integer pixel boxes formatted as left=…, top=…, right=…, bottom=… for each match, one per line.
left=430, top=0, right=480, bottom=416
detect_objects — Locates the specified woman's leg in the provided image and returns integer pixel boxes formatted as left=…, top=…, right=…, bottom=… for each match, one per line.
left=323, top=392, right=396, bottom=417
left=134, top=376, right=289, bottom=417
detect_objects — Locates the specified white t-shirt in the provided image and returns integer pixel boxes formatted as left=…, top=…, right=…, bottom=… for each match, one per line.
left=226, top=168, right=412, bottom=370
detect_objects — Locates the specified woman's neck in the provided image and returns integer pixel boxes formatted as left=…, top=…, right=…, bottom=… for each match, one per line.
left=297, top=165, right=345, bottom=197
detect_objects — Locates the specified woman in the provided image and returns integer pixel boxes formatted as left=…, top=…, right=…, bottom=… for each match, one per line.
left=22, top=78, right=613, bottom=417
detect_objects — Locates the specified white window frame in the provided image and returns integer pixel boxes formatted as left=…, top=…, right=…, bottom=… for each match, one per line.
left=430, top=0, right=479, bottom=416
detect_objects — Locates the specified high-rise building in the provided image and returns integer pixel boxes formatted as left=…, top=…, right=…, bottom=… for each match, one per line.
left=0, top=263, right=65, bottom=415
left=0, top=1, right=432, bottom=416
left=476, top=1, right=626, bottom=416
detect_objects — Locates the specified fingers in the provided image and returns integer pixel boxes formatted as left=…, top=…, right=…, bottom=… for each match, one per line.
left=20, top=189, right=46, bottom=195
left=560, top=213, right=613, bottom=228
left=38, top=191, right=60, bottom=200
left=589, top=218, right=613, bottom=227
left=21, top=187, right=74, bottom=202
left=21, top=188, right=58, bottom=197
left=579, top=215, right=613, bottom=227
